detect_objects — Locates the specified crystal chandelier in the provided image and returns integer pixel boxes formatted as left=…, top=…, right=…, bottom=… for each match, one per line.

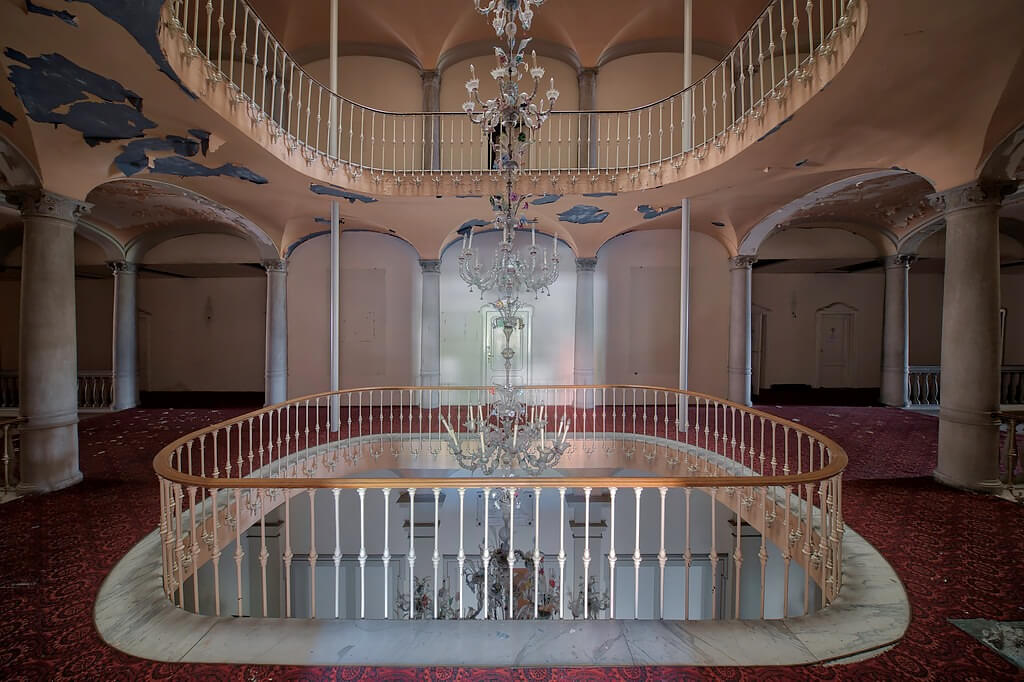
left=441, top=0, right=567, bottom=474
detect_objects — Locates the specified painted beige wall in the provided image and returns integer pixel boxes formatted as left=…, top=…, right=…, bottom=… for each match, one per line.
left=440, top=54, right=579, bottom=113
left=303, top=56, right=423, bottom=112
left=138, top=276, right=266, bottom=392
left=752, top=272, right=884, bottom=388
left=142, top=233, right=262, bottom=264
left=758, top=227, right=880, bottom=259
left=287, top=230, right=420, bottom=398
left=596, top=229, right=730, bottom=397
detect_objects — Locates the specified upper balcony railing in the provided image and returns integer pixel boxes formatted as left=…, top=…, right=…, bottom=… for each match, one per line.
left=154, top=385, right=846, bottom=622
left=165, top=0, right=860, bottom=189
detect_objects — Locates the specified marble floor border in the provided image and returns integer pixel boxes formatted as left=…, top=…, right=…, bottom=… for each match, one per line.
left=95, top=524, right=909, bottom=667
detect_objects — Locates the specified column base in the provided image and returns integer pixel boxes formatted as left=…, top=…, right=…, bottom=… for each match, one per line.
left=932, top=468, right=1002, bottom=494
left=17, top=469, right=83, bottom=494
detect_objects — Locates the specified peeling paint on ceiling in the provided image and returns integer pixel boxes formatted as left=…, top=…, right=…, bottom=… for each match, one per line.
left=4, top=49, right=155, bottom=145
left=26, top=0, right=77, bottom=26
left=531, top=193, right=562, bottom=205
left=755, top=113, right=793, bottom=143
left=310, top=184, right=378, bottom=204
left=582, top=192, right=617, bottom=198
left=557, top=204, right=609, bottom=224
left=0, top=105, right=14, bottom=126
left=114, top=130, right=267, bottom=184
left=458, top=218, right=492, bottom=233
left=68, top=0, right=195, bottom=98
left=636, top=204, right=681, bottom=220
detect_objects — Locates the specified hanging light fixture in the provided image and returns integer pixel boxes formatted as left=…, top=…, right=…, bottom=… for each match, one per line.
left=441, top=0, right=567, bottom=474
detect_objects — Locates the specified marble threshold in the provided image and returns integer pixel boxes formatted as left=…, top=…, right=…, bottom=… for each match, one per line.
left=95, top=524, right=908, bottom=667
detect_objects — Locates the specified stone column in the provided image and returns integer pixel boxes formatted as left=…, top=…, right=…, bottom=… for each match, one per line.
left=727, top=256, right=756, bottom=406
left=419, top=259, right=441, bottom=386
left=573, top=257, right=597, bottom=386
left=263, top=259, right=288, bottom=405
left=935, top=180, right=1012, bottom=491
left=577, top=68, right=598, bottom=169
left=421, top=70, right=441, bottom=171
left=8, top=189, right=90, bottom=492
left=880, top=254, right=914, bottom=407
left=110, top=261, right=139, bottom=410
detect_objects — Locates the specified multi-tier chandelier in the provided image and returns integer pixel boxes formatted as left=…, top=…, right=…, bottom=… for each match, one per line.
left=441, top=0, right=568, bottom=475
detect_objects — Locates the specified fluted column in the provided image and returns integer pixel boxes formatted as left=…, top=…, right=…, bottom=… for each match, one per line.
left=577, top=68, right=598, bottom=169
left=573, top=258, right=597, bottom=386
left=935, top=180, right=1013, bottom=491
left=110, top=261, right=139, bottom=410
left=728, top=256, right=756, bottom=406
left=264, top=259, right=288, bottom=405
left=421, top=70, right=441, bottom=171
left=880, top=254, right=914, bottom=407
left=8, top=189, right=90, bottom=492
left=419, top=259, right=441, bottom=386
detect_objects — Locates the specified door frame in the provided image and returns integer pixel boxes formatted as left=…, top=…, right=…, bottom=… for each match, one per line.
left=481, top=304, right=533, bottom=386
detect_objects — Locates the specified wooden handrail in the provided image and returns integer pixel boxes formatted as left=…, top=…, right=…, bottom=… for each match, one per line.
left=152, top=385, right=848, bottom=489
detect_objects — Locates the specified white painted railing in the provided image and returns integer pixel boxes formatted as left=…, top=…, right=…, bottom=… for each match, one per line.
left=0, top=370, right=115, bottom=411
left=165, top=0, right=860, bottom=185
left=998, top=411, right=1023, bottom=499
left=908, top=365, right=1024, bottom=407
left=154, top=385, right=846, bottom=622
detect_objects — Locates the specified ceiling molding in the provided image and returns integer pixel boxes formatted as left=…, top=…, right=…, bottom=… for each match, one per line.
left=436, top=38, right=581, bottom=75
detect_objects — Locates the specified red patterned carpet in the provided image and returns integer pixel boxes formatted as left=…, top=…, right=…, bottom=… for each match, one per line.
left=1, top=406, right=1023, bottom=680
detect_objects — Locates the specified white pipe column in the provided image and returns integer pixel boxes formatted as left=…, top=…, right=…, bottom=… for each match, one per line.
left=880, top=254, right=915, bottom=407
left=110, top=261, right=138, bottom=410
left=421, top=70, right=441, bottom=171
left=678, top=0, right=693, bottom=424
left=728, top=256, right=756, bottom=406
left=574, top=258, right=597, bottom=402
left=419, top=259, right=441, bottom=386
left=328, top=0, right=341, bottom=430
left=577, top=68, right=598, bottom=168
left=935, top=180, right=1010, bottom=491
left=9, top=190, right=90, bottom=492
left=263, top=258, right=288, bottom=405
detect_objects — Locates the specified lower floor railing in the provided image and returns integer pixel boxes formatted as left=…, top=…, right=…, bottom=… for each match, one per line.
left=153, top=386, right=847, bottom=624
left=0, top=371, right=115, bottom=411
left=1, top=416, right=25, bottom=494
left=908, top=365, right=1024, bottom=407
left=998, top=410, right=1023, bottom=498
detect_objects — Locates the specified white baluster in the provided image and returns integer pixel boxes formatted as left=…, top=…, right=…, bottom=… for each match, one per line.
left=558, top=486, right=566, bottom=620
left=658, top=486, right=667, bottom=619
left=332, top=488, right=341, bottom=618
left=457, top=488, right=466, bottom=619
left=408, top=487, right=416, bottom=619
left=633, top=487, right=642, bottom=619
left=607, top=487, right=617, bottom=618
left=482, top=487, right=490, bottom=619
left=382, top=488, right=391, bottom=618
left=583, top=486, right=592, bottom=619
left=358, top=488, right=367, bottom=619
left=533, top=487, right=541, bottom=620
left=508, top=486, right=515, bottom=620
left=432, top=487, right=440, bottom=619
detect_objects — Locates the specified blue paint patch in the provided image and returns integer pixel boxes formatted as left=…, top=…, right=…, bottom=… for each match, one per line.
left=26, top=0, right=77, bottom=26
left=755, top=114, right=793, bottom=143
left=455, top=194, right=482, bottom=199
left=457, top=218, right=492, bottom=234
left=313, top=217, right=331, bottom=225
left=67, top=0, right=195, bottom=98
left=4, top=49, right=155, bottom=145
left=636, top=204, right=681, bottom=220
left=531, top=193, right=562, bottom=205
left=582, top=192, right=617, bottom=198
left=557, top=205, right=609, bottom=225
left=285, top=229, right=331, bottom=258
left=150, top=155, right=267, bottom=184
left=0, top=105, right=15, bottom=126
left=188, top=128, right=210, bottom=154
left=310, top=184, right=378, bottom=204
left=115, top=131, right=267, bottom=184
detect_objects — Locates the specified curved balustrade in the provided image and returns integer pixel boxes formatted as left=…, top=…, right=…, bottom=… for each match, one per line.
left=154, top=385, right=846, bottom=622
left=163, top=0, right=861, bottom=191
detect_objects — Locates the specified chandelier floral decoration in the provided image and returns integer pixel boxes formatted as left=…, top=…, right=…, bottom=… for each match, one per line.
left=441, top=0, right=569, bottom=474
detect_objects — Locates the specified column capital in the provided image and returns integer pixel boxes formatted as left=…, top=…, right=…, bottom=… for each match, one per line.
left=929, top=179, right=1017, bottom=214
left=420, top=69, right=441, bottom=87
left=575, top=257, right=597, bottom=272
left=729, top=255, right=756, bottom=270
left=108, top=260, right=138, bottom=275
left=262, top=258, right=288, bottom=273
left=884, top=253, right=917, bottom=269
left=419, top=258, right=441, bottom=274
left=5, top=189, right=91, bottom=223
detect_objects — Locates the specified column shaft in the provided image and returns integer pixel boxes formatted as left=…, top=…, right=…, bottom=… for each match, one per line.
left=111, top=262, right=139, bottom=410
left=422, top=70, right=442, bottom=171
left=880, top=255, right=912, bottom=406
left=264, top=259, right=288, bottom=405
left=727, top=256, right=755, bottom=406
left=573, top=258, right=597, bottom=386
left=577, top=68, right=598, bottom=169
left=10, top=190, right=90, bottom=492
left=419, top=260, right=441, bottom=386
left=935, top=181, right=1008, bottom=491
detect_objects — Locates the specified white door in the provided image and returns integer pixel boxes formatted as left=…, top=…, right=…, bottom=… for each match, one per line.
left=816, top=309, right=854, bottom=388
left=751, top=305, right=769, bottom=397
left=482, top=306, right=532, bottom=385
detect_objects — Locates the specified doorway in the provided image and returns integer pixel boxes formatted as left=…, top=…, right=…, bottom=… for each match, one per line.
left=481, top=305, right=532, bottom=385
left=815, top=303, right=856, bottom=388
